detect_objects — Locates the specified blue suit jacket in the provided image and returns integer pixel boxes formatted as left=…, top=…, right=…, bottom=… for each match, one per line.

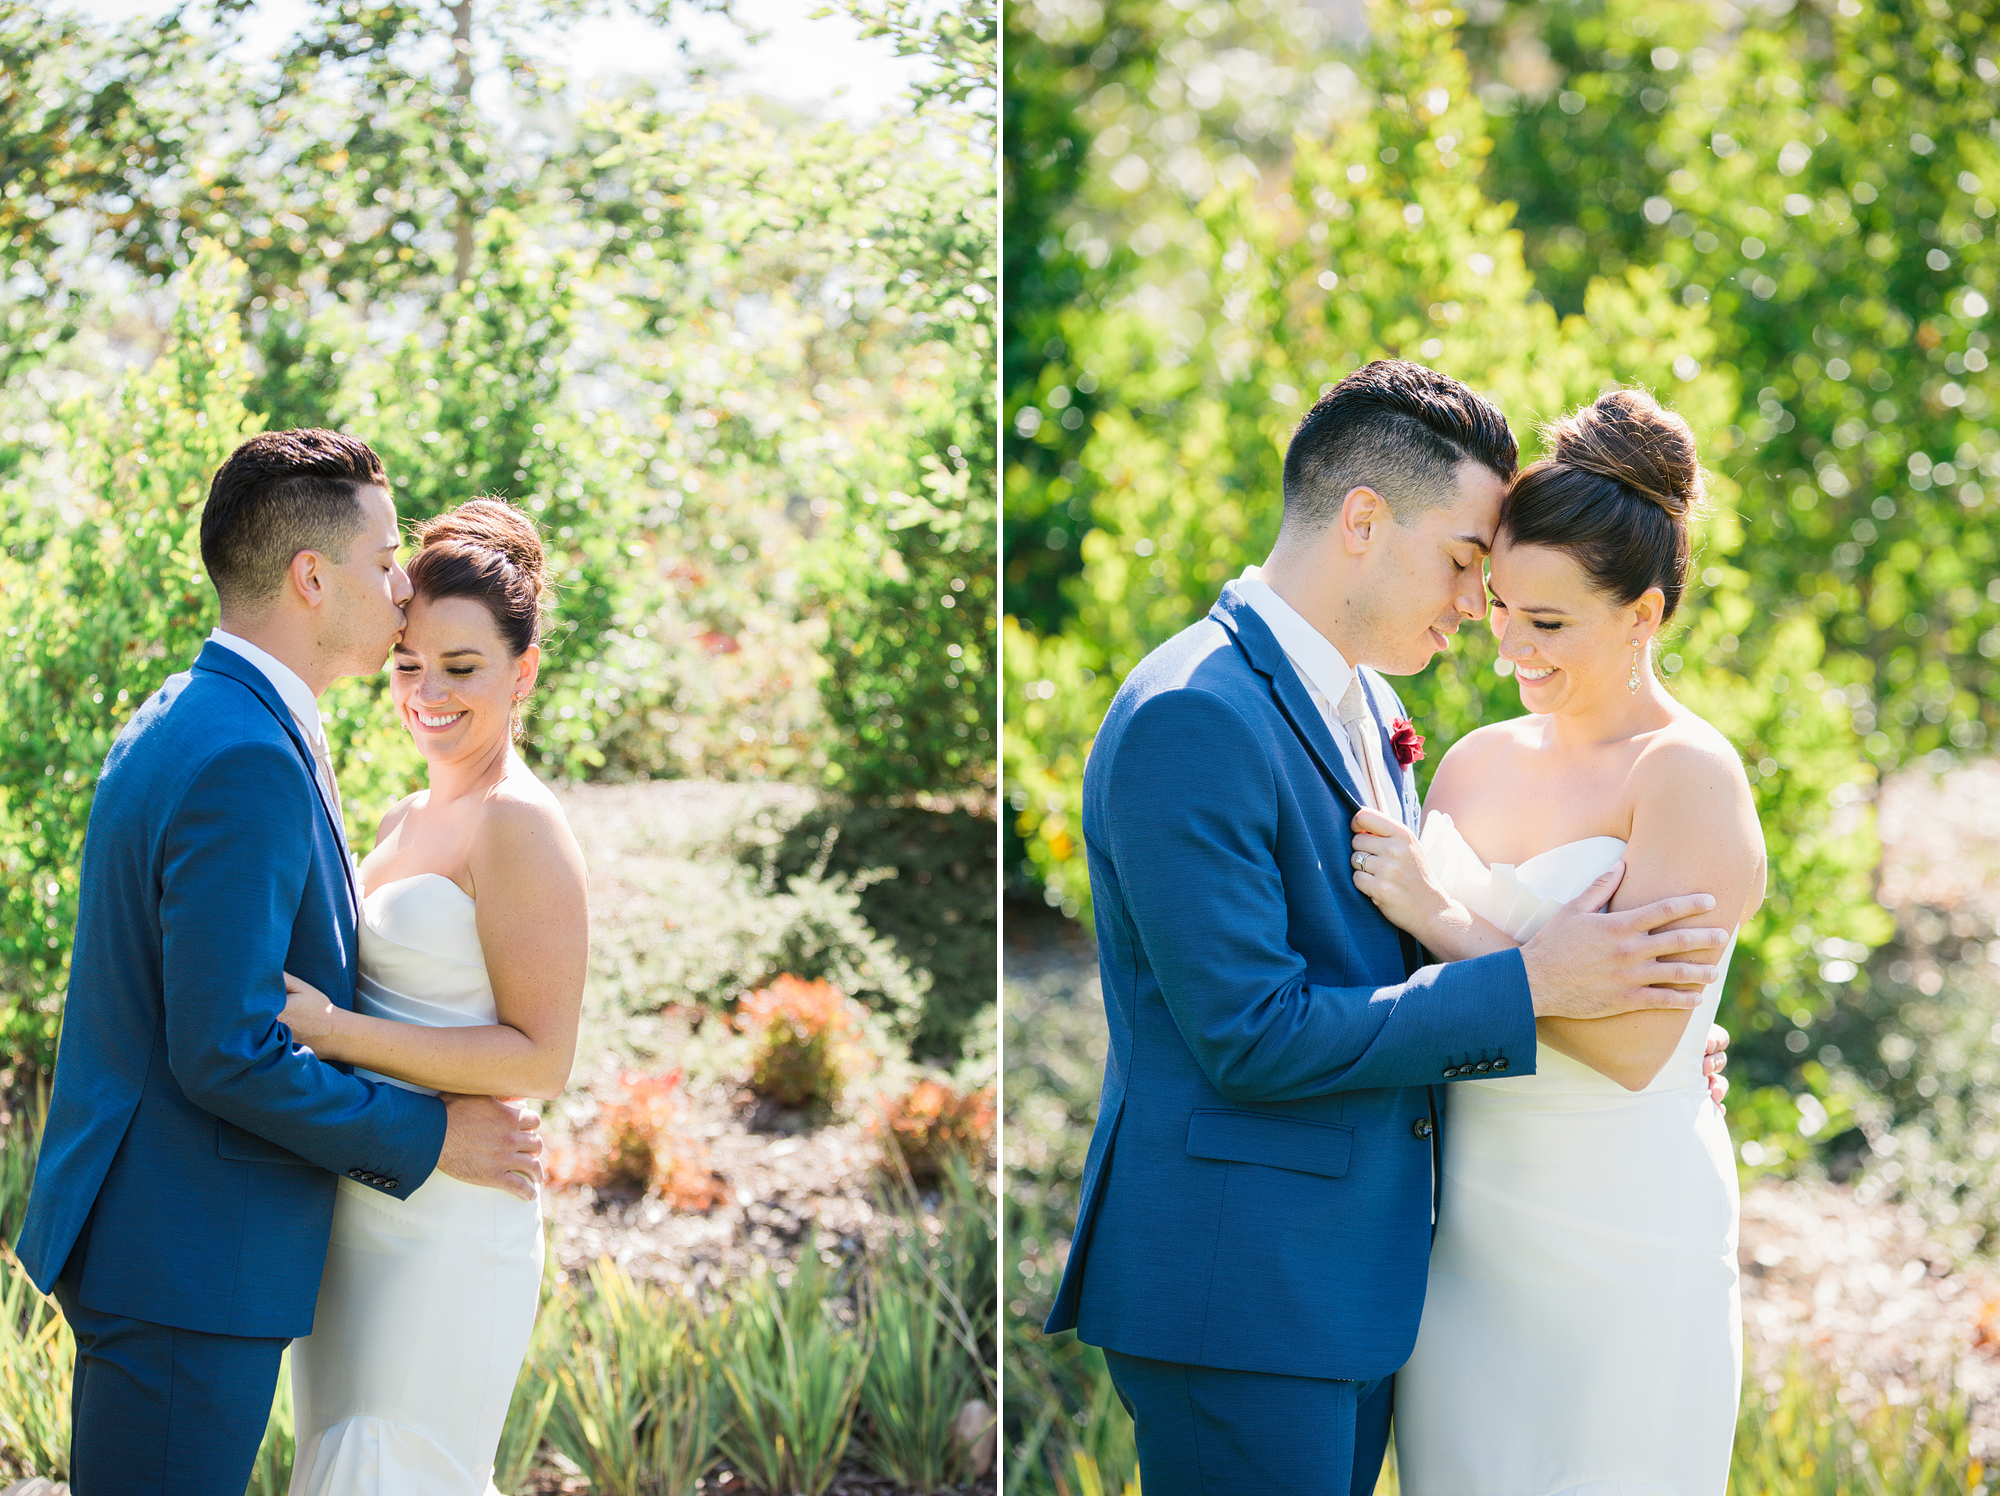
left=15, top=642, right=447, bottom=1339
left=1044, top=584, right=1538, bottom=1381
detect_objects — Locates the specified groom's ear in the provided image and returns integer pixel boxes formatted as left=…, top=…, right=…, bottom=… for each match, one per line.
left=1340, top=485, right=1385, bottom=554
left=287, top=547, right=329, bottom=609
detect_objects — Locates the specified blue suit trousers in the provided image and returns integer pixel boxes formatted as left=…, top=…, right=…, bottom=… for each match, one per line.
left=54, top=1211, right=286, bottom=1496
left=1105, top=1348, right=1392, bottom=1496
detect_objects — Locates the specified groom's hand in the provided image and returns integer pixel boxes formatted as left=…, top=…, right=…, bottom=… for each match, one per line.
left=1704, top=1025, right=1730, bottom=1108
left=437, top=1093, right=544, bottom=1201
left=1520, top=863, right=1731, bottom=1021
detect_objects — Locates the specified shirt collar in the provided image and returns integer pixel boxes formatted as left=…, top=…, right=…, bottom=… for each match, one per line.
left=1234, top=566, right=1360, bottom=711
left=207, top=627, right=324, bottom=745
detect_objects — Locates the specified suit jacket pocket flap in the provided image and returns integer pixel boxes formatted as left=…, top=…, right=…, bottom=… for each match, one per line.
left=216, top=1118, right=315, bottom=1168
left=1185, top=1110, right=1353, bottom=1178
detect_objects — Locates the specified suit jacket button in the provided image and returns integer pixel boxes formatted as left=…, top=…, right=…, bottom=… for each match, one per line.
left=1474, top=1061, right=1491, bottom=1073
left=1494, top=1057, right=1509, bottom=1071
left=348, top=1169, right=363, bottom=1180
left=384, top=1180, right=397, bottom=1190
left=1443, top=1066, right=1459, bottom=1078
left=1412, top=1117, right=1433, bottom=1139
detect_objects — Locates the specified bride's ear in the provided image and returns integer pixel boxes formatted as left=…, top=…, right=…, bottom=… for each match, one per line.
left=513, top=644, right=541, bottom=702
left=1628, top=586, right=1666, bottom=642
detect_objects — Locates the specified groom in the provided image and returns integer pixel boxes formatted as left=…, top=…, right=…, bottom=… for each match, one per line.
left=15, top=430, right=545, bottom=1494
left=1043, top=361, right=1732, bottom=1494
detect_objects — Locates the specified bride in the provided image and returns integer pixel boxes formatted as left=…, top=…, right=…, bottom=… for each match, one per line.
left=1348, top=389, right=1764, bottom=1492
left=275, top=498, right=589, bottom=1494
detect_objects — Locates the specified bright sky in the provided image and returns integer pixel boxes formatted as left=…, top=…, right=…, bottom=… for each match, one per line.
left=64, top=0, right=932, bottom=120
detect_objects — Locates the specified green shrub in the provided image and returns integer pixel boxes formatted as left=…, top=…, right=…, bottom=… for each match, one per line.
left=859, top=1250, right=989, bottom=1488
left=0, top=1244, right=71, bottom=1483
left=591, top=853, right=927, bottom=1043
left=544, top=1262, right=719, bottom=1496
left=247, top=1354, right=295, bottom=1496
left=713, top=1242, right=872, bottom=1496
left=749, top=798, right=998, bottom=1061
left=0, top=242, right=258, bottom=1073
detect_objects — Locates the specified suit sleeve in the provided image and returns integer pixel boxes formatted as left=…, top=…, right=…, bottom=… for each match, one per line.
left=1104, top=689, right=1535, bottom=1104
left=158, top=737, right=447, bottom=1197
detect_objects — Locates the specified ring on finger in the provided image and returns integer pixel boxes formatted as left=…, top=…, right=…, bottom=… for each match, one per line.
left=1351, top=850, right=1369, bottom=870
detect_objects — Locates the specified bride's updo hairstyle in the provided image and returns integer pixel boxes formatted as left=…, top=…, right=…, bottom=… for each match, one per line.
left=406, top=498, right=553, bottom=657
left=1499, top=388, right=1708, bottom=622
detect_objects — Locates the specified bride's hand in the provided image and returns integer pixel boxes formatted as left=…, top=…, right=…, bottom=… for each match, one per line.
left=1350, top=808, right=1457, bottom=939
left=280, top=971, right=341, bottom=1049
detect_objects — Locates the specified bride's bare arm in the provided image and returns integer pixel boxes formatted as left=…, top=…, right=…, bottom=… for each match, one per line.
left=1538, top=735, right=1765, bottom=1091
left=283, top=794, right=589, bottom=1099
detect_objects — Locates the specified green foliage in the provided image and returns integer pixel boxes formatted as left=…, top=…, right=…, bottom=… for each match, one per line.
left=713, top=1243, right=873, bottom=1496
left=752, top=799, right=997, bottom=1060
left=859, top=1198, right=992, bottom=1488
left=0, top=1, right=215, bottom=383
left=1729, top=1356, right=1975, bottom=1496
left=595, top=851, right=926, bottom=1043
left=0, top=1245, right=71, bottom=1482
left=246, top=1355, right=296, bottom=1496
left=0, top=243, right=258, bottom=1069
left=1472, top=0, right=2000, bottom=764
left=544, top=1262, right=719, bottom=1496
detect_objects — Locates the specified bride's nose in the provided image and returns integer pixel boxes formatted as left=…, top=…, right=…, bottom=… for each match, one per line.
left=416, top=672, right=454, bottom=704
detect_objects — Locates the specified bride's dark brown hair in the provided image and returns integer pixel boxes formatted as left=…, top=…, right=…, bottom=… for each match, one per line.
left=405, top=498, right=552, bottom=656
left=1499, top=388, right=1708, bottom=621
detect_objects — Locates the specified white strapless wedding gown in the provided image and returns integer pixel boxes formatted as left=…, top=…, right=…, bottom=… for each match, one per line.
left=288, top=874, right=544, bottom=1496
left=1393, top=815, right=1741, bottom=1496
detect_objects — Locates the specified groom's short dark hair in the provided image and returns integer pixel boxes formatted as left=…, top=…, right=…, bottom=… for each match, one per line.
left=201, top=430, right=388, bottom=611
left=1282, top=360, right=1517, bottom=533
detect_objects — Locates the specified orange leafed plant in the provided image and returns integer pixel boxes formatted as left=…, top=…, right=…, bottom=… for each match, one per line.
left=735, top=975, right=859, bottom=1111
left=873, top=1079, right=994, bottom=1185
left=554, top=1068, right=728, bottom=1213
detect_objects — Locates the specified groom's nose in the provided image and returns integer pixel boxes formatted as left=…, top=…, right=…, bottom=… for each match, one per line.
left=391, top=560, right=413, bottom=609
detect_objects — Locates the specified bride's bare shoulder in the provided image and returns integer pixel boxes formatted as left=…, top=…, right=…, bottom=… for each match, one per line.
left=1634, top=712, right=1753, bottom=801
left=471, top=770, right=585, bottom=883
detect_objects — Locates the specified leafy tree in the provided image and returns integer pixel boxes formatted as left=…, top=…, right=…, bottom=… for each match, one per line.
left=1468, top=0, right=2000, bottom=766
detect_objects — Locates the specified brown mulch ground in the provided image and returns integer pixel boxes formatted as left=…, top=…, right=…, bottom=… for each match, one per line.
left=1739, top=1176, right=2000, bottom=1451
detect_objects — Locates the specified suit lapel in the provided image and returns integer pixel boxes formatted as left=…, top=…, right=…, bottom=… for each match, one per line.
left=1357, top=670, right=1421, bottom=832
left=192, top=643, right=359, bottom=920
left=1212, top=588, right=1367, bottom=816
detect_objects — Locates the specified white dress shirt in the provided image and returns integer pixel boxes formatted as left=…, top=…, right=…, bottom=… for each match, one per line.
left=208, top=628, right=358, bottom=906
left=1233, top=567, right=1398, bottom=814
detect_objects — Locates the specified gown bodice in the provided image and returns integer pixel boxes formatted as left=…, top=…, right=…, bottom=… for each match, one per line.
left=355, top=874, right=495, bottom=1096
left=1419, top=811, right=1736, bottom=1097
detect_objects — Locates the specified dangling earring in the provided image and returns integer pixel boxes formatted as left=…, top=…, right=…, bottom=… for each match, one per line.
left=1627, top=641, right=1641, bottom=694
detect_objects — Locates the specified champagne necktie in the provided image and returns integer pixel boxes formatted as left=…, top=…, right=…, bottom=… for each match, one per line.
left=1335, top=676, right=1387, bottom=814
left=293, top=710, right=349, bottom=847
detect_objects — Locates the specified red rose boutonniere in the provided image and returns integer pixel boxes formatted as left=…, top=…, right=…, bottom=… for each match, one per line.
left=1390, top=717, right=1426, bottom=768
